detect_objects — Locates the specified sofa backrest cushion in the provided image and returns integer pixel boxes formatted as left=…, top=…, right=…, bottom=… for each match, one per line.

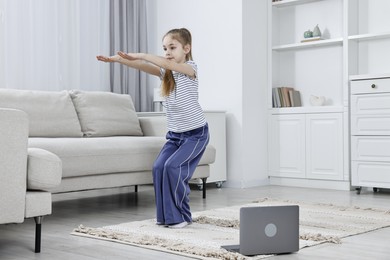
left=69, top=90, right=143, bottom=137
left=0, top=89, right=83, bottom=137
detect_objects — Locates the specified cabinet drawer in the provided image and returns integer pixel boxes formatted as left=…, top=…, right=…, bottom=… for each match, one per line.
left=351, top=136, right=390, bottom=161
left=350, top=93, right=390, bottom=115
left=350, top=78, right=390, bottom=94
left=351, top=114, right=390, bottom=135
left=351, top=161, right=390, bottom=188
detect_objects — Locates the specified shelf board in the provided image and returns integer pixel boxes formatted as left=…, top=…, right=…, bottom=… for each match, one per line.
left=272, top=0, right=325, bottom=8
left=269, top=106, right=345, bottom=114
left=272, top=38, right=343, bottom=51
left=349, top=73, right=390, bottom=81
left=348, top=32, right=390, bottom=42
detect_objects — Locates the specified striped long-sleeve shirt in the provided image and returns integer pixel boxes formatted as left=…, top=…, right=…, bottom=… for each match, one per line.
left=160, top=60, right=206, bottom=133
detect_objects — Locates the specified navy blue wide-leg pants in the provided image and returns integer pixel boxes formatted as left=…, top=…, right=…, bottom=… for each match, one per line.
left=152, top=123, right=209, bottom=225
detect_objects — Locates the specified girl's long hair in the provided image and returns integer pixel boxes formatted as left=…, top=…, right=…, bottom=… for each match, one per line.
left=161, top=28, right=193, bottom=97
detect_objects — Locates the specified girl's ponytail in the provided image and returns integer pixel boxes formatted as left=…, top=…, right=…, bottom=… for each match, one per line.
left=161, top=69, right=175, bottom=97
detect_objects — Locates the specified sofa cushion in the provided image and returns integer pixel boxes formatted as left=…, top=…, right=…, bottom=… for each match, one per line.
left=27, top=148, right=62, bottom=191
left=28, top=137, right=216, bottom=178
left=0, top=89, right=83, bottom=137
left=69, top=90, right=143, bottom=137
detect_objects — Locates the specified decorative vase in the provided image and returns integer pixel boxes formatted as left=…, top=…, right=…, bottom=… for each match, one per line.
left=310, top=95, right=326, bottom=106
left=312, top=24, right=321, bottom=37
left=303, top=30, right=313, bottom=38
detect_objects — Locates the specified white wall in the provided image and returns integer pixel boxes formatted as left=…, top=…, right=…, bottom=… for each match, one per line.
left=242, top=0, right=269, bottom=187
left=155, top=0, right=268, bottom=187
left=155, top=0, right=242, bottom=111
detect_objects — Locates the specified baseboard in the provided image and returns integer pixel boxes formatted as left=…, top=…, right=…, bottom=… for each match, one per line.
left=224, top=178, right=270, bottom=188
left=269, top=177, right=351, bottom=191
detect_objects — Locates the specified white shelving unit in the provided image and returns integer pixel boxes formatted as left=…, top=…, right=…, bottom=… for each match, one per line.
left=267, top=0, right=390, bottom=190
left=268, top=0, right=347, bottom=190
left=269, top=0, right=344, bottom=111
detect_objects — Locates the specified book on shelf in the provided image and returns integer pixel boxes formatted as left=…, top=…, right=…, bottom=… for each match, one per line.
left=281, top=87, right=293, bottom=107
left=289, top=89, right=302, bottom=107
left=272, top=88, right=279, bottom=108
left=272, top=87, right=301, bottom=108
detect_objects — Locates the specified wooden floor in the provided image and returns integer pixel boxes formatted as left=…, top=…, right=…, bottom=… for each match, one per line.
left=1, top=184, right=389, bottom=260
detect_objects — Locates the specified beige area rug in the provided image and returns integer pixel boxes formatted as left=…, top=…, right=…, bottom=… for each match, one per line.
left=72, top=198, right=390, bottom=259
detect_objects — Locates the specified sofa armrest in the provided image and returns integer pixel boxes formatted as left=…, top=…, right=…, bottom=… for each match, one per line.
left=0, top=108, right=29, bottom=224
left=138, top=115, right=167, bottom=136
left=27, top=148, right=62, bottom=191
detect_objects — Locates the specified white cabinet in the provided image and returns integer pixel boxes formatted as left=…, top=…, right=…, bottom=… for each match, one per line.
left=350, top=76, right=390, bottom=193
left=268, top=0, right=390, bottom=190
left=203, top=111, right=227, bottom=185
left=269, top=113, right=344, bottom=186
left=347, top=0, right=390, bottom=193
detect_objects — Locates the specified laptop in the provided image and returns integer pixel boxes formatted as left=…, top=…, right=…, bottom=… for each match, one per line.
left=221, top=205, right=299, bottom=256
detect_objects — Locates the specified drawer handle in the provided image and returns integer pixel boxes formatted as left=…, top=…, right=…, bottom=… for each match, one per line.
left=371, top=84, right=376, bottom=89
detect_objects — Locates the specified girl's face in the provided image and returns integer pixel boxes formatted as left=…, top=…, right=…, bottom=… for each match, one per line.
left=162, top=35, right=190, bottom=63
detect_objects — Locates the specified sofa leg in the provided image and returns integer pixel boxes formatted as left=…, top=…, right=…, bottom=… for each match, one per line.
left=34, top=216, right=43, bottom=253
left=134, top=185, right=138, bottom=193
left=202, top=178, right=207, bottom=199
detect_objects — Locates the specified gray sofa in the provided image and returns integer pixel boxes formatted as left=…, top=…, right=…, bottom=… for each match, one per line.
left=0, top=108, right=62, bottom=253
left=0, top=88, right=215, bottom=190
left=0, top=88, right=215, bottom=252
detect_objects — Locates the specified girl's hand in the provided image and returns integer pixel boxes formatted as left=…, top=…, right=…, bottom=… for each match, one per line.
left=96, top=55, right=115, bottom=63
left=117, top=51, right=140, bottom=61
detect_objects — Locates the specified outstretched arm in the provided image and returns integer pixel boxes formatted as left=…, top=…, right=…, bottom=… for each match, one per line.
left=117, top=52, right=195, bottom=78
left=96, top=54, right=161, bottom=76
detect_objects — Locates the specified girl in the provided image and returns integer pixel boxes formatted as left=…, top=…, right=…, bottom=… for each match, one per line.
left=97, top=28, right=209, bottom=229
